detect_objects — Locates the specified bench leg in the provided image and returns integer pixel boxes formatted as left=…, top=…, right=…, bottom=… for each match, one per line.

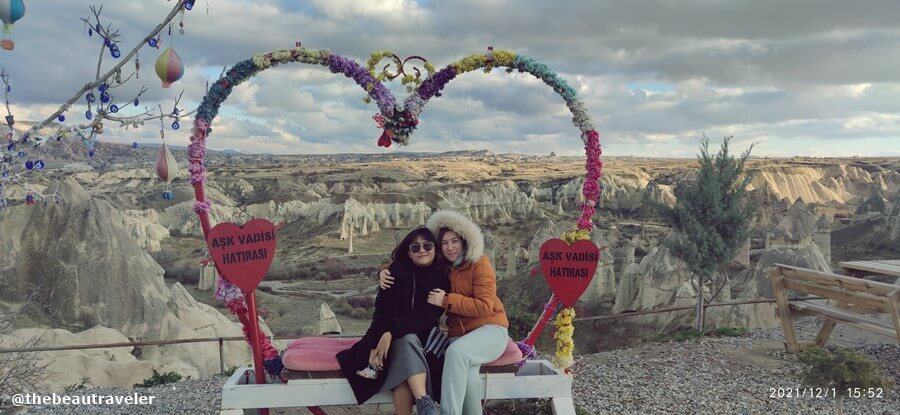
left=770, top=270, right=801, bottom=353
left=814, top=319, right=837, bottom=346
left=890, top=292, right=900, bottom=344
left=550, top=397, right=577, bottom=415
left=814, top=301, right=846, bottom=347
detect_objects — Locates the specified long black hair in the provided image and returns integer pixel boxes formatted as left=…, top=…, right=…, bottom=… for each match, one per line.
left=391, top=227, right=447, bottom=273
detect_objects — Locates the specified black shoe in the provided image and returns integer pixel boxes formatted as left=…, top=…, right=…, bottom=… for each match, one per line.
left=415, top=395, right=439, bottom=415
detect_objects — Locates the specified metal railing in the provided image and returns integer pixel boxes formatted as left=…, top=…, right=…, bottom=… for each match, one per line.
left=0, top=296, right=821, bottom=375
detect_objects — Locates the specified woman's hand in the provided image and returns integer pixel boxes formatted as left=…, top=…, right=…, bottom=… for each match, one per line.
left=427, top=289, right=446, bottom=307
left=371, top=332, right=392, bottom=369
left=378, top=268, right=395, bottom=289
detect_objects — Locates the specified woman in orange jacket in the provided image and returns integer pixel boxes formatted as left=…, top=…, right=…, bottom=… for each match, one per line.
left=380, top=210, right=509, bottom=415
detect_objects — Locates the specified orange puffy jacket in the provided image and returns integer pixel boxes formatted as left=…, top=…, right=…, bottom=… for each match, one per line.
left=442, top=255, right=509, bottom=337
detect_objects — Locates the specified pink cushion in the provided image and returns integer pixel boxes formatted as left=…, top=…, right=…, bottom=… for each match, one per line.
left=486, top=339, right=524, bottom=366
left=281, top=337, right=524, bottom=372
left=282, top=337, right=359, bottom=371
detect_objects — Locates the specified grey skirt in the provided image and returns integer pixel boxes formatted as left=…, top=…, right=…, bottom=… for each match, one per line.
left=379, top=333, right=432, bottom=395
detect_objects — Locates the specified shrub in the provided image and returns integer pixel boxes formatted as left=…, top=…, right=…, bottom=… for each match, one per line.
left=347, top=295, right=375, bottom=309
left=63, top=377, right=90, bottom=392
left=322, top=258, right=348, bottom=279
left=798, top=346, right=893, bottom=414
left=350, top=307, right=370, bottom=319
left=135, top=370, right=183, bottom=388
left=335, top=299, right=354, bottom=316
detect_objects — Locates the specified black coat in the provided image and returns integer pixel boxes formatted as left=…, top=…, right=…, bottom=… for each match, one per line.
left=336, top=260, right=450, bottom=404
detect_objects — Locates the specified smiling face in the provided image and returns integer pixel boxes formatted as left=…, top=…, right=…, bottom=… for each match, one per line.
left=440, top=230, right=465, bottom=263
left=408, top=235, right=436, bottom=267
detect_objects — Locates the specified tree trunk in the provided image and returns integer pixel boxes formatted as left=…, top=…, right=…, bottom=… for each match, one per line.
left=695, top=273, right=705, bottom=334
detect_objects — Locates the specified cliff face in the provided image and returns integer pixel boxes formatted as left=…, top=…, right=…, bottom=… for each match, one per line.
left=747, top=164, right=899, bottom=205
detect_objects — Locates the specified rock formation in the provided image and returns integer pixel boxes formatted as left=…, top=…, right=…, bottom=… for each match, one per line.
left=0, top=178, right=253, bottom=388
left=316, top=303, right=342, bottom=335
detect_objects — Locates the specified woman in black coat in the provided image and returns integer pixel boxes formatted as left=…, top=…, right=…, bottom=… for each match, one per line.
left=336, top=227, right=449, bottom=415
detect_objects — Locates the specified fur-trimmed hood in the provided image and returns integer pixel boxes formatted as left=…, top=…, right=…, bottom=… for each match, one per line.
left=425, top=210, right=484, bottom=265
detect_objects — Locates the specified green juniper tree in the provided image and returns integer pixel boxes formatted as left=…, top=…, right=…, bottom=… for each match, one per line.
left=658, top=136, right=756, bottom=333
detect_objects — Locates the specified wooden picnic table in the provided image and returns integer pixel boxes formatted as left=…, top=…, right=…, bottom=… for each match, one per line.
left=839, top=259, right=900, bottom=279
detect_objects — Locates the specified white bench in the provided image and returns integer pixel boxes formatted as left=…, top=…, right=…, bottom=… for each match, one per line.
left=220, top=359, right=576, bottom=415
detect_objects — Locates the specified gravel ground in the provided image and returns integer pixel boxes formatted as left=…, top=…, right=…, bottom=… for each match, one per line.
left=573, top=320, right=899, bottom=415
left=3, top=320, right=896, bottom=415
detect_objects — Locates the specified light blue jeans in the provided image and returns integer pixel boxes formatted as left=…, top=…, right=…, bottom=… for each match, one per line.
left=440, top=324, right=508, bottom=415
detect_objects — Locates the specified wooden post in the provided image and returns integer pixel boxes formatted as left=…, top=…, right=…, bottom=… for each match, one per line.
left=219, top=337, right=225, bottom=375
left=770, top=267, right=800, bottom=353
left=890, top=289, right=900, bottom=344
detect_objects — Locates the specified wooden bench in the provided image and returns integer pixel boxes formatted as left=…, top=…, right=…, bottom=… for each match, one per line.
left=769, top=263, right=900, bottom=353
left=220, top=337, right=577, bottom=415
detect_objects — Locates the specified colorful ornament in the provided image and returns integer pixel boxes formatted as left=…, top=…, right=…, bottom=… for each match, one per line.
left=109, top=104, right=119, bottom=113
left=0, top=0, right=25, bottom=51
left=24, top=159, right=32, bottom=170
left=34, top=159, right=43, bottom=169
left=131, top=141, right=139, bottom=149
left=100, top=91, right=110, bottom=103
left=85, top=110, right=92, bottom=120
left=155, top=47, right=185, bottom=88
left=183, top=0, right=195, bottom=11
left=171, top=121, right=180, bottom=130
left=57, top=114, right=65, bottom=122
left=155, top=142, right=179, bottom=199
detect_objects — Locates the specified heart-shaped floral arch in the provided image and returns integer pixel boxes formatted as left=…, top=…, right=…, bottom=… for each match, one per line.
left=187, top=47, right=604, bottom=379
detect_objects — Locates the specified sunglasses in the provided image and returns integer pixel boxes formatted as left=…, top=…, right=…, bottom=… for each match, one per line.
left=409, top=242, right=435, bottom=253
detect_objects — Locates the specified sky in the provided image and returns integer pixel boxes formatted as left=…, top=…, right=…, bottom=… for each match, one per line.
left=2, top=0, right=900, bottom=157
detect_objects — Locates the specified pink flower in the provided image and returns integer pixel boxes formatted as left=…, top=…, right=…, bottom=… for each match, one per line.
left=192, top=200, right=212, bottom=213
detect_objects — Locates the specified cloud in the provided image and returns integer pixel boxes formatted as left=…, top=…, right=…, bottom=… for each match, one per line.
left=3, top=0, right=900, bottom=157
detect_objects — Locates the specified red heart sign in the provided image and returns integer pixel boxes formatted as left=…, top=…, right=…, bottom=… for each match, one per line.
left=539, top=238, right=600, bottom=307
left=206, top=218, right=278, bottom=293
